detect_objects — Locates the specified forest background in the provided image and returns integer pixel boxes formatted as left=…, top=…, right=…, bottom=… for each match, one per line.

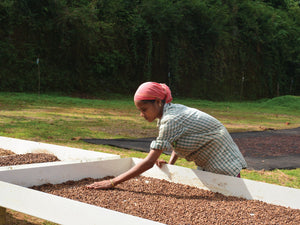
left=0, top=0, right=299, bottom=100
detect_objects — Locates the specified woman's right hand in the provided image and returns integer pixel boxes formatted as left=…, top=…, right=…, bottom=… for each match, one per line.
left=86, top=180, right=114, bottom=189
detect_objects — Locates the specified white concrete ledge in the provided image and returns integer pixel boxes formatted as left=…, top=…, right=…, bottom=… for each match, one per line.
left=134, top=158, right=300, bottom=209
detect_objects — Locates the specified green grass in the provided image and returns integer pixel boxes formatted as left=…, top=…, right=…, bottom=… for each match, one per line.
left=241, top=169, right=300, bottom=189
left=0, top=92, right=299, bottom=189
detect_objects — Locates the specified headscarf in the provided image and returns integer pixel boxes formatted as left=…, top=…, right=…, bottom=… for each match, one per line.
left=134, top=82, right=173, bottom=103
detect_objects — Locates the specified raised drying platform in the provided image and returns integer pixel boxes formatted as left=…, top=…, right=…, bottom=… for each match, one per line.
left=0, top=158, right=299, bottom=224
left=0, top=136, right=120, bottom=164
left=0, top=136, right=119, bottom=224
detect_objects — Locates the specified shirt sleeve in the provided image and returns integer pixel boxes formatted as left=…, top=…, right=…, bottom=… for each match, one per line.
left=150, top=115, right=184, bottom=151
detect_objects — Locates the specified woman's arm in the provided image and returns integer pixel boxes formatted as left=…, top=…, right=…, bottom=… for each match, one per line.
left=86, top=149, right=163, bottom=189
left=168, top=150, right=178, bottom=165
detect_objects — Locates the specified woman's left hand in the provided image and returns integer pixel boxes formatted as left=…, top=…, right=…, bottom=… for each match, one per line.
left=86, top=180, right=113, bottom=189
left=155, top=159, right=167, bottom=168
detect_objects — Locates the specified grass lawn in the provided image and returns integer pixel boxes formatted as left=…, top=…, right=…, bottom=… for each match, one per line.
left=0, top=92, right=299, bottom=224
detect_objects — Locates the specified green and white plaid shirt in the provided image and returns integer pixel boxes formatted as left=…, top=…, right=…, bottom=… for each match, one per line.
left=150, top=103, right=247, bottom=176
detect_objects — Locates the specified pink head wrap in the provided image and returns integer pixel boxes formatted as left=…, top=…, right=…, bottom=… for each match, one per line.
left=134, top=82, right=173, bottom=103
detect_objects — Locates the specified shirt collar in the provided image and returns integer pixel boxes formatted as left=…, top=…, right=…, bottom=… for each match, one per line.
left=157, top=103, right=171, bottom=127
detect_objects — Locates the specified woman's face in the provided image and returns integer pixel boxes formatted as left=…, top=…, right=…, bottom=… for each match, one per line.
left=134, top=99, right=163, bottom=122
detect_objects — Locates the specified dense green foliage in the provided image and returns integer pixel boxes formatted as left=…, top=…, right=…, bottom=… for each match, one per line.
left=0, top=0, right=299, bottom=100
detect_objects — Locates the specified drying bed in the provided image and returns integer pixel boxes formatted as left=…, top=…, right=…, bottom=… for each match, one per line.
left=31, top=176, right=300, bottom=225
left=1, top=158, right=299, bottom=224
left=0, top=152, right=60, bottom=167
left=0, top=148, right=14, bottom=157
left=0, top=136, right=120, bottom=163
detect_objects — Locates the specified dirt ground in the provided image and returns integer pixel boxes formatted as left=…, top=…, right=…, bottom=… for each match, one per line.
left=231, top=127, right=300, bottom=158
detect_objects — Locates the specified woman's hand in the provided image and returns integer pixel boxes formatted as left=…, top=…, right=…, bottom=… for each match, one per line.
left=86, top=180, right=114, bottom=190
left=86, top=149, right=163, bottom=190
left=155, top=159, right=167, bottom=168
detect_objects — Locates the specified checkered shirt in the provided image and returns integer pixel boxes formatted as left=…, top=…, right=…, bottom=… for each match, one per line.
left=150, top=103, right=247, bottom=176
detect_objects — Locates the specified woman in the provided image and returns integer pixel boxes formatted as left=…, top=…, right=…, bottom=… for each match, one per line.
left=87, top=82, right=247, bottom=189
